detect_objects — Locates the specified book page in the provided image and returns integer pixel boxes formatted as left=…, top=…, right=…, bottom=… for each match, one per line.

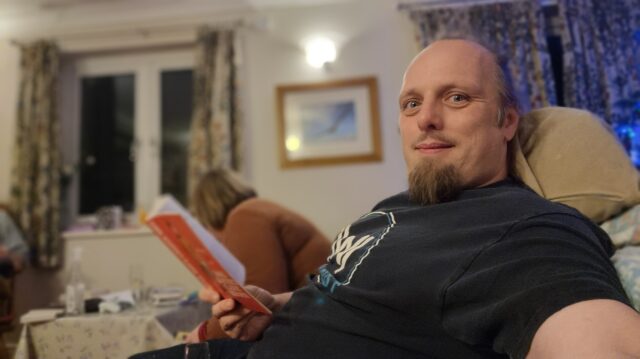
left=148, top=195, right=245, bottom=284
left=146, top=195, right=270, bottom=314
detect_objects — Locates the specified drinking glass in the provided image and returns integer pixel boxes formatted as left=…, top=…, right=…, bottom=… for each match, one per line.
left=129, top=264, right=146, bottom=307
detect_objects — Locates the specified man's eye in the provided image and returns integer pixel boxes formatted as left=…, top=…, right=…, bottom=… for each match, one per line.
left=446, top=94, right=469, bottom=104
left=403, top=100, right=419, bottom=109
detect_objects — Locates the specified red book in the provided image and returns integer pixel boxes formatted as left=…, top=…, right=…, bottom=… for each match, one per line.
left=146, top=195, right=271, bottom=314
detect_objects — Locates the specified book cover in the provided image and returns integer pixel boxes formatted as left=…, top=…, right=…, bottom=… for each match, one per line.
left=146, top=195, right=271, bottom=314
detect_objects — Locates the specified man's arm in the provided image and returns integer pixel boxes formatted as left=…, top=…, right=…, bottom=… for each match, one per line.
left=527, top=299, right=640, bottom=358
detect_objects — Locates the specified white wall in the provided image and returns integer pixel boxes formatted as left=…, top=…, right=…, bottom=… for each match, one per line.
left=0, top=40, right=20, bottom=201
left=243, top=1, right=416, bottom=238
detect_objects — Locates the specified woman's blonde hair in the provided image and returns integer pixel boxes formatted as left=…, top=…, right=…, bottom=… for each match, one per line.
left=190, top=169, right=256, bottom=230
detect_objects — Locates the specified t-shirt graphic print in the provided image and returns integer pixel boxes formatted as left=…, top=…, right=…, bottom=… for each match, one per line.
left=316, top=211, right=396, bottom=292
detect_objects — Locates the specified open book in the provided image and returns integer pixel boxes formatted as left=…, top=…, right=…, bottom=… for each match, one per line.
left=146, top=195, right=271, bottom=314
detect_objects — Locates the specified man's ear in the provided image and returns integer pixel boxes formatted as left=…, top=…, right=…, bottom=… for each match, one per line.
left=501, top=108, right=519, bottom=141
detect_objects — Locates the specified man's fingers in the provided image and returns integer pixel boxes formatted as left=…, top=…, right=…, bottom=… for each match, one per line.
left=218, top=309, right=255, bottom=336
left=212, top=298, right=237, bottom=317
left=219, top=309, right=252, bottom=330
left=233, top=311, right=256, bottom=331
left=211, top=298, right=254, bottom=338
left=236, top=312, right=259, bottom=340
left=224, top=312, right=257, bottom=339
left=199, top=288, right=221, bottom=303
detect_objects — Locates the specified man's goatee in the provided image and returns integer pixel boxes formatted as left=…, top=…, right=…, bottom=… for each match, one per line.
left=408, top=161, right=462, bottom=205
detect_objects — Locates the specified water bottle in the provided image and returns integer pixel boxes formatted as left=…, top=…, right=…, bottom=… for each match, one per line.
left=65, top=247, right=86, bottom=315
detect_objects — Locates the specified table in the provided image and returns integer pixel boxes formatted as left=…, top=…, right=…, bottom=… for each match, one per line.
left=14, top=302, right=210, bottom=359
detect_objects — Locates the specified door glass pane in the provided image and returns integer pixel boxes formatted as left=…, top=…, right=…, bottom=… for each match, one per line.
left=161, top=69, right=193, bottom=205
left=80, top=75, right=135, bottom=214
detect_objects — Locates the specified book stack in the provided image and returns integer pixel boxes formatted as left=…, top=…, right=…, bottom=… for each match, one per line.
left=149, top=287, right=184, bottom=307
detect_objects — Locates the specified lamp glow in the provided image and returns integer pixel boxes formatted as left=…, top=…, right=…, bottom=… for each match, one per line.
left=286, top=135, right=301, bottom=152
left=305, top=37, right=337, bottom=68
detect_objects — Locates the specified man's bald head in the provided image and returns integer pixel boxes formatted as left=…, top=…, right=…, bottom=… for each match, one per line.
left=408, top=38, right=520, bottom=124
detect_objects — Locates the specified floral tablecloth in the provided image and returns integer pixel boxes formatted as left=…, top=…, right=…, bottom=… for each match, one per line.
left=14, top=303, right=210, bottom=359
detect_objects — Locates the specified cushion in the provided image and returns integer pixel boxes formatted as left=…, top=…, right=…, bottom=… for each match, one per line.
left=514, top=107, right=640, bottom=223
left=612, top=246, right=640, bottom=310
left=600, top=204, right=640, bottom=248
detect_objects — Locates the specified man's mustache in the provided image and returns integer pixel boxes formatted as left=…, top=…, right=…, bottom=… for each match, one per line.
left=412, top=133, right=457, bottom=147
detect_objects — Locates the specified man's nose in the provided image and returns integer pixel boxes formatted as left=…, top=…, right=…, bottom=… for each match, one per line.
left=416, top=103, right=443, bottom=131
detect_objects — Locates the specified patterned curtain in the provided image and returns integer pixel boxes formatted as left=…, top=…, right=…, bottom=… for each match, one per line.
left=10, top=41, right=61, bottom=268
left=557, top=0, right=640, bottom=125
left=188, top=27, right=242, bottom=197
left=403, top=0, right=557, bottom=113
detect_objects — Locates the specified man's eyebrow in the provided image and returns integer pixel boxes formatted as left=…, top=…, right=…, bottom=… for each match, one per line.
left=435, top=81, right=481, bottom=93
left=399, top=82, right=484, bottom=105
left=398, top=89, right=421, bottom=103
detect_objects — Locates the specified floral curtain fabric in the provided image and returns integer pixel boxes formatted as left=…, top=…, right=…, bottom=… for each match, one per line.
left=188, top=27, right=242, bottom=197
left=10, top=41, right=61, bottom=268
left=403, top=0, right=557, bottom=113
left=557, top=0, right=640, bottom=125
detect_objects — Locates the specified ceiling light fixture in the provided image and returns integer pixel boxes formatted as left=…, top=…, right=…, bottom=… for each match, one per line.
left=305, top=37, right=336, bottom=69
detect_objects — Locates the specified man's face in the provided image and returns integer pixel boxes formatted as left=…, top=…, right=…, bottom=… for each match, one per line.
left=398, top=40, right=518, bottom=191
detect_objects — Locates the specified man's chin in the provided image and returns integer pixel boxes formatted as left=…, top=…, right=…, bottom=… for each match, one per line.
left=408, top=162, right=462, bottom=205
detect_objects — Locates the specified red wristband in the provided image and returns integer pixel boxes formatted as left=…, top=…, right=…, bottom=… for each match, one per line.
left=197, top=320, right=208, bottom=342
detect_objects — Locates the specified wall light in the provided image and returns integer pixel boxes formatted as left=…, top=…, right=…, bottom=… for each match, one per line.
left=305, top=37, right=337, bottom=69
left=286, top=135, right=301, bottom=152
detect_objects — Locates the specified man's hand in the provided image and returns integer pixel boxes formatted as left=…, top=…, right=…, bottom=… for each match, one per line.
left=184, top=325, right=201, bottom=344
left=199, top=285, right=292, bottom=341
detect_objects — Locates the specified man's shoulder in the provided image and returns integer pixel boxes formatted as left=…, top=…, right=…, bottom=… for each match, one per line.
left=371, top=179, right=583, bottom=218
left=370, top=191, right=412, bottom=212
left=487, top=182, right=614, bottom=253
left=466, top=178, right=587, bottom=217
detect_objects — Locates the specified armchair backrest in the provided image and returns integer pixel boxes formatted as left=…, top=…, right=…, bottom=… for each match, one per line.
left=514, top=107, right=640, bottom=224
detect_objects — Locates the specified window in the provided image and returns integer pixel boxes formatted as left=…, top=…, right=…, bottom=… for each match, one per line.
left=160, top=69, right=193, bottom=205
left=60, top=48, right=194, bottom=219
left=80, top=74, right=135, bottom=213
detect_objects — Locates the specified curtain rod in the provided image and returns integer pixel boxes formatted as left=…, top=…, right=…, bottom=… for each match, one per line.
left=9, top=16, right=265, bottom=49
left=397, top=0, right=556, bottom=11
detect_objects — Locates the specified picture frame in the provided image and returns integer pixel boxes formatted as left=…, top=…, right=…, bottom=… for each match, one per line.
left=276, top=76, right=382, bottom=168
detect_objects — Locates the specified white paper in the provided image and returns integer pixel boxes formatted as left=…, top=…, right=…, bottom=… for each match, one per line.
left=20, top=309, right=64, bottom=324
left=100, top=289, right=135, bottom=304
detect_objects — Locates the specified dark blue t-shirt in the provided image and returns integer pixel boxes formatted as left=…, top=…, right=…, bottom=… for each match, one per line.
left=248, top=179, right=630, bottom=358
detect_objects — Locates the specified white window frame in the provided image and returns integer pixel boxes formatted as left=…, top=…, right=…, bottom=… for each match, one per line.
left=60, top=48, right=194, bottom=222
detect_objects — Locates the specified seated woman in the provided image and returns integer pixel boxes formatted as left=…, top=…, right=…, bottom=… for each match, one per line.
left=0, top=205, right=28, bottom=276
left=186, top=169, right=332, bottom=342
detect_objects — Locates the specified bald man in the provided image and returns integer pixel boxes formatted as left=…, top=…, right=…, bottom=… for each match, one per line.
left=134, top=39, right=640, bottom=359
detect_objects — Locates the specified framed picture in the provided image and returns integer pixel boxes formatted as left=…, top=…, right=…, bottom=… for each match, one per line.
left=276, top=76, right=382, bottom=168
